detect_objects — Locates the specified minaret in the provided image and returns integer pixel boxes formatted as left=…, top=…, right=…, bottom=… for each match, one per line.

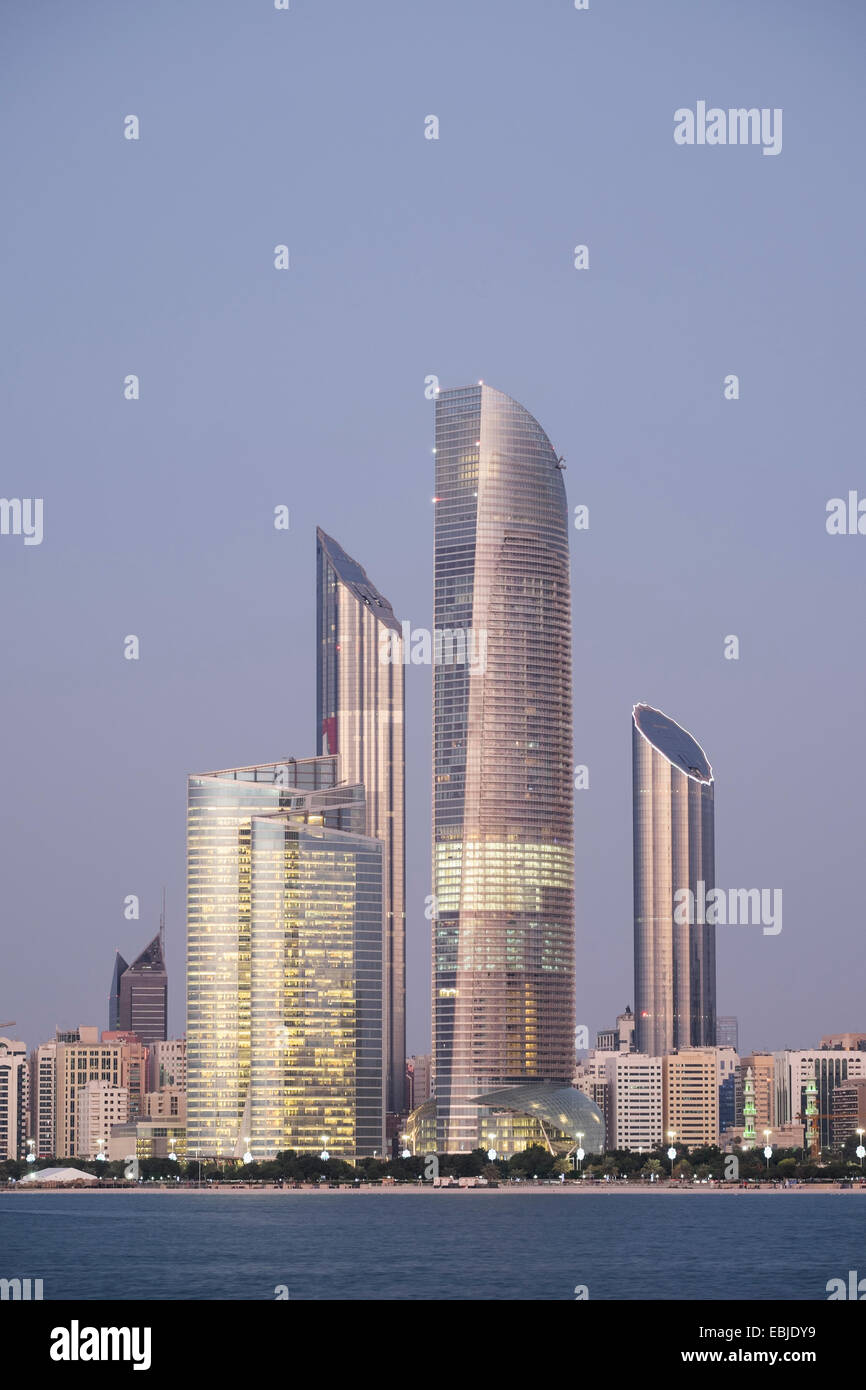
left=805, top=1075, right=819, bottom=1158
left=742, top=1066, right=756, bottom=1149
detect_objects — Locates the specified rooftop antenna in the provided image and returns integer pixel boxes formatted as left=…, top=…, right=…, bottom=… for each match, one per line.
left=160, top=887, right=166, bottom=953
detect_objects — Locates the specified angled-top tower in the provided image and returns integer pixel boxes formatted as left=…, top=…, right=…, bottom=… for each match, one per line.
left=116, top=935, right=168, bottom=1048
left=632, top=702, right=716, bottom=1055
left=317, top=528, right=406, bottom=1116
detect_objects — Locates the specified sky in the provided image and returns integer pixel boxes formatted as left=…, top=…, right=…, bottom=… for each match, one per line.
left=2, top=0, right=864, bottom=1059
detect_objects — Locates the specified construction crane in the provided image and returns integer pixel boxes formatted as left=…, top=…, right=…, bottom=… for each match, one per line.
left=0, top=1022, right=16, bottom=1029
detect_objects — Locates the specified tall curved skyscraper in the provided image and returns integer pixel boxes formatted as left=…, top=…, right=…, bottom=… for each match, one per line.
left=632, top=703, right=716, bottom=1056
left=433, top=384, right=574, bottom=1152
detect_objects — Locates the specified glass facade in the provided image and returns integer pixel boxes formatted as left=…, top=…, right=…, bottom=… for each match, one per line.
left=472, top=1084, right=605, bottom=1157
left=187, top=755, right=384, bottom=1159
left=317, top=529, right=406, bottom=1115
left=249, top=816, right=384, bottom=1159
left=632, top=703, right=716, bottom=1055
left=108, top=953, right=128, bottom=1032
left=433, top=384, right=575, bottom=1151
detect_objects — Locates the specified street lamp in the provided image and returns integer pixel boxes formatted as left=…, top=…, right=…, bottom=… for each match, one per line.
left=320, top=1135, right=330, bottom=1162
left=856, top=1129, right=865, bottom=1170
left=763, top=1130, right=773, bottom=1170
left=487, top=1133, right=497, bottom=1162
left=667, top=1131, right=677, bottom=1177
left=575, top=1131, right=585, bottom=1177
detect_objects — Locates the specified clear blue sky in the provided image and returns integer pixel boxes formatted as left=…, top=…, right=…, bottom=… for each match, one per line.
left=2, top=0, right=864, bottom=1056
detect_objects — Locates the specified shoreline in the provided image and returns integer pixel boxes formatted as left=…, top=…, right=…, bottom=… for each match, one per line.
left=2, top=1183, right=862, bottom=1196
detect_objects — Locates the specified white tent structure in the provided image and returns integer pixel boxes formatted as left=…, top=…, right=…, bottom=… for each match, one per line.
left=19, top=1166, right=100, bottom=1184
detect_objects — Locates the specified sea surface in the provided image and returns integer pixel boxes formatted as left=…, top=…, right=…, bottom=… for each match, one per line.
left=0, top=1192, right=860, bottom=1300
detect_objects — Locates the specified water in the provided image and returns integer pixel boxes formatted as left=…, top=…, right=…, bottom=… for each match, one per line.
left=0, top=1192, right=860, bottom=1300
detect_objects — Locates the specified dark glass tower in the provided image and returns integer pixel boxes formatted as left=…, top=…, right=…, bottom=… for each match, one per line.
left=116, top=935, right=168, bottom=1048
left=632, top=703, right=716, bottom=1055
left=432, top=384, right=575, bottom=1152
left=317, top=529, right=406, bottom=1116
left=108, top=952, right=128, bottom=1032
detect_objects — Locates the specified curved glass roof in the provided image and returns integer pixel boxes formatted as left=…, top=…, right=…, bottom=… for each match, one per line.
left=473, top=1084, right=605, bottom=1153
left=632, top=703, right=713, bottom=783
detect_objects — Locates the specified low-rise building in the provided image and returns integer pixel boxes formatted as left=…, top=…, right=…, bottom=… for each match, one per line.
left=75, top=1081, right=129, bottom=1159
left=108, top=1120, right=186, bottom=1163
left=144, top=1086, right=186, bottom=1121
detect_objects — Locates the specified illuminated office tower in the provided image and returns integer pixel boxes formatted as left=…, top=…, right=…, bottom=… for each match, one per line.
left=632, top=703, right=716, bottom=1056
left=317, top=528, right=405, bottom=1115
left=249, top=804, right=384, bottom=1159
left=432, top=383, right=575, bottom=1152
left=187, top=756, right=385, bottom=1159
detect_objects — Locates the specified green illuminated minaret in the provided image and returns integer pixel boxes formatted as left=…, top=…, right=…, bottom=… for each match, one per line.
left=805, top=1075, right=819, bottom=1158
left=742, top=1066, right=756, bottom=1149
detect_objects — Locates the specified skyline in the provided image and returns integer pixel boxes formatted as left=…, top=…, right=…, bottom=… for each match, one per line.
left=7, top=445, right=864, bottom=1057
left=4, top=0, right=866, bottom=1061
left=6, top=474, right=862, bottom=1059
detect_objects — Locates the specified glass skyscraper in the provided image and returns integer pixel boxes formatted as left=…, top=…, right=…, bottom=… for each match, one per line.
left=632, top=703, right=716, bottom=1056
left=249, top=812, right=384, bottom=1159
left=432, top=383, right=575, bottom=1152
left=187, top=755, right=385, bottom=1158
left=108, top=952, right=128, bottom=1032
left=316, top=528, right=405, bottom=1116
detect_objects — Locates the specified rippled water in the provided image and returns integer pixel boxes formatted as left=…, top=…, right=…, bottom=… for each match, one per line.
left=0, top=1191, right=858, bottom=1300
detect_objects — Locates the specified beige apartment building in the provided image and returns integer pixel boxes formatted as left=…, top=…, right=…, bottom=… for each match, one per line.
left=663, top=1049, right=719, bottom=1147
